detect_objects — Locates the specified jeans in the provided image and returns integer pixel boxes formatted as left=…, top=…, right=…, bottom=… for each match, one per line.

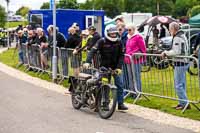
left=18, top=51, right=24, bottom=63
left=174, top=64, right=189, bottom=106
left=198, top=49, right=200, bottom=68
left=121, top=63, right=129, bottom=96
left=127, top=63, right=142, bottom=92
left=114, top=74, right=124, bottom=105
left=134, top=63, right=142, bottom=92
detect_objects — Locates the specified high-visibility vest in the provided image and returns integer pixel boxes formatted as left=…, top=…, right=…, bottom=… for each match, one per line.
left=81, top=35, right=92, bottom=61
left=0, top=32, right=3, bottom=38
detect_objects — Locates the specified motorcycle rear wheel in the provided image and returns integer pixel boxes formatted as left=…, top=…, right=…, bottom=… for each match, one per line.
left=71, top=84, right=83, bottom=110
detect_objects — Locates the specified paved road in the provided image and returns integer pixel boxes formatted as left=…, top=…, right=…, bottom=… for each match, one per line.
left=0, top=71, right=194, bottom=133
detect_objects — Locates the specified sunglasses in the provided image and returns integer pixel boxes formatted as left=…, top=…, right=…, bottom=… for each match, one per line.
left=118, top=28, right=122, bottom=31
left=128, top=29, right=132, bottom=32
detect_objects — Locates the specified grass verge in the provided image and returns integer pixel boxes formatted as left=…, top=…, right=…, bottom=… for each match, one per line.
left=0, top=48, right=199, bottom=121
left=0, top=48, right=68, bottom=87
left=5, top=21, right=29, bottom=28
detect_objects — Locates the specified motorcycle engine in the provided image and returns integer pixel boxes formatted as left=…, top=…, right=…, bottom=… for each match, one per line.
left=86, top=78, right=98, bottom=86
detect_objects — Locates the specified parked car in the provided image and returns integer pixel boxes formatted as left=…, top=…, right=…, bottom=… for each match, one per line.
left=159, top=27, right=200, bottom=55
left=159, top=36, right=173, bottom=51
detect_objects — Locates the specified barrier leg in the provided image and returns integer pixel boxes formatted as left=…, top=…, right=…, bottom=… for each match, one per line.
left=133, top=93, right=142, bottom=104
left=181, top=102, right=190, bottom=113
left=58, top=77, right=65, bottom=84
left=123, top=92, right=131, bottom=99
left=141, top=94, right=150, bottom=101
left=133, top=93, right=150, bottom=104
left=191, top=103, right=200, bottom=111
left=25, top=67, right=31, bottom=72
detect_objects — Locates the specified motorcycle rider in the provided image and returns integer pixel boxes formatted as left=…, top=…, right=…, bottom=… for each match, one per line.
left=83, top=24, right=128, bottom=110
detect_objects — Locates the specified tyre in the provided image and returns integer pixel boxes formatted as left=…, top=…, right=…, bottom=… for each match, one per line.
left=188, top=62, right=198, bottom=76
left=188, top=55, right=198, bottom=76
left=141, top=56, right=151, bottom=72
left=188, top=66, right=198, bottom=75
left=152, top=56, right=169, bottom=69
left=97, top=85, right=117, bottom=119
left=71, top=83, right=82, bottom=109
left=141, top=62, right=151, bottom=72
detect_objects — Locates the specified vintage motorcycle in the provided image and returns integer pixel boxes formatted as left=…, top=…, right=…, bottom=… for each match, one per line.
left=69, top=67, right=118, bottom=119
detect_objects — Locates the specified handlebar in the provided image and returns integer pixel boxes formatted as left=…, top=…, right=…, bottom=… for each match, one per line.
left=83, top=66, right=117, bottom=75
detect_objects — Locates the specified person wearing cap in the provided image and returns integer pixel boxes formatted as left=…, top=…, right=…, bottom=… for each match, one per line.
left=73, top=29, right=92, bottom=62
left=86, top=26, right=101, bottom=50
left=83, top=24, right=128, bottom=110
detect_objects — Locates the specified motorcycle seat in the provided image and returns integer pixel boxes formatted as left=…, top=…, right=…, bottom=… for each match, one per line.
left=78, top=73, right=92, bottom=80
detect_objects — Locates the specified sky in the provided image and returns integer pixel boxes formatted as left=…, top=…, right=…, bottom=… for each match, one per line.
left=0, top=0, right=86, bottom=12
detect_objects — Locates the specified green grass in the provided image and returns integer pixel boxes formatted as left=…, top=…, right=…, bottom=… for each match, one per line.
left=125, top=97, right=200, bottom=121
left=5, top=21, right=29, bottom=28
left=0, top=48, right=68, bottom=88
left=140, top=66, right=200, bottom=102
left=0, top=49, right=200, bottom=121
left=125, top=66, right=200, bottom=121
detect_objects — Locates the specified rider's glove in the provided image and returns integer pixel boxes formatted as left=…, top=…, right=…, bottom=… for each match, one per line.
left=83, top=63, right=90, bottom=69
left=115, top=69, right=122, bottom=75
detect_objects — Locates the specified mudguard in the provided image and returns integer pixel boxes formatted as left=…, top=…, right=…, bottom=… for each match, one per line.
left=68, top=76, right=77, bottom=92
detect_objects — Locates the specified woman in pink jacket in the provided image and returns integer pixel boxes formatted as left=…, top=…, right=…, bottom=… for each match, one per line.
left=124, top=23, right=146, bottom=97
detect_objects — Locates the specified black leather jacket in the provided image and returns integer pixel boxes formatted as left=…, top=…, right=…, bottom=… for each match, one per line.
left=86, top=38, right=123, bottom=70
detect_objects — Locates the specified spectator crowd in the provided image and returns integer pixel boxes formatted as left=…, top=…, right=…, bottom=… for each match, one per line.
left=12, top=16, right=196, bottom=111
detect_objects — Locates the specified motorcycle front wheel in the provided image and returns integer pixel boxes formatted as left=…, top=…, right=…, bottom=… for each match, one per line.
left=97, top=85, right=117, bottom=119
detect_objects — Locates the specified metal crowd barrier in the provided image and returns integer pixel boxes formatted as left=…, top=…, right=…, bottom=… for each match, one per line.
left=42, top=46, right=60, bottom=76
left=124, top=53, right=200, bottom=112
left=20, top=44, right=200, bottom=112
left=60, top=48, right=69, bottom=79
left=59, top=48, right=101, bottom=81
left=21, top=44, right=29, bottom=66
left=20, top=45, right=95, bottom=82
left=28, top=44, right=42, bottom=72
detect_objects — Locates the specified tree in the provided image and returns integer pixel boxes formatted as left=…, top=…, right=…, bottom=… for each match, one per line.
left=102, top=2, right=121, bottom=18
left=16, top=6, right=30, bottom=17
left=93, top=0, right=122, bottom=18
left=0, top=5, right=6, bottom=27
left=173, top=0, right=200, bottom=17
left=79, top=0, right=94, bottom=10
left=188, top=5, right=200, bottom=17
left=79, top=0, right=123, bottom=18
left=40, top=2, right=50, bottom=9
left=78, top=0, right=176, bottom=18
left=57, top=0, right=79, bottom=9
